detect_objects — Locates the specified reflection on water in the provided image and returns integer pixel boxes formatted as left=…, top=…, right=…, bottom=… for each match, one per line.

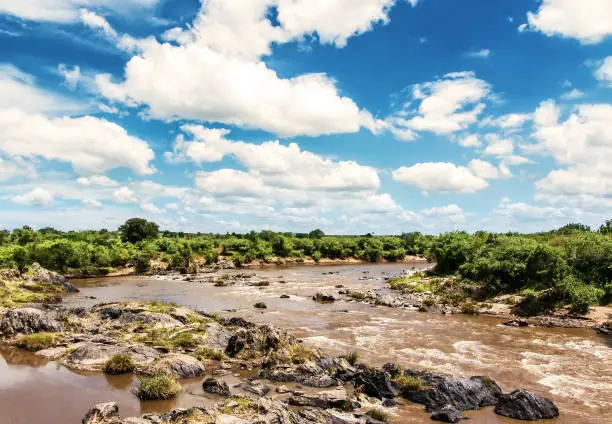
left=0, top=263, right=610, bottom=424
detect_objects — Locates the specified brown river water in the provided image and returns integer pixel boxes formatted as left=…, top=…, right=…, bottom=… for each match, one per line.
left=0, top=263, right=610, bottom=423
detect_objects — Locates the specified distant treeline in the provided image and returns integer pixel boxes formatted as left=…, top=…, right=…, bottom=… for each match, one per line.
left=1, top=218, right=611, bottom=311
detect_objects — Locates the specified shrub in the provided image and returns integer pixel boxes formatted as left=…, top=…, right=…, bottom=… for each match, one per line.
left=461, top=302, right=480, bottom=315
left=394, top=375, right=423, bottom=394
left=102, top=354, right=136, bottom=375
left=16, top=332, right=57, bottom=351
left=568, top=283, right=604, bottom=315
left=136, top=374, right=181, bottom=400
left=366, top=408, right=391, bottom=423
left=119, top=218, right=159, bottom=243
left=134, top=252, right=153, bottom=274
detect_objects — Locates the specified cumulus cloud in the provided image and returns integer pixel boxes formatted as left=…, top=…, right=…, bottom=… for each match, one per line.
left=58, top=64, right=81, bottom=90
left=11, top=187, right=53, bottom=206
left=465, top=49, right=491, bottom=59
left=0, top=156, right=37, bottom=181
left=0, top=65, right=156, bottom=176
left=468, top=159, right=511, bottom=179
left=532, top=100, right=612, bottom=208
left=82, top=199, right=103, bottom=209
left=112, top=186, right=138, bottom=203
left=560, top=88, right=585, bottom=100
left=91, top=0, right=408, bottom=137
left=524, top=0, right=612, bottom=44
left=0, top=0, right=159, bottom=23
left=77, top=175, right=119, bottom=187
left=388, top=72, right=491, bottom=137
left=392, top=162, right=488, bottom=194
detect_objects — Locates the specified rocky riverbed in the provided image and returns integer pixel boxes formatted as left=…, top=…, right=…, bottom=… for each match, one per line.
left=1, top=263, right=610, bottom=423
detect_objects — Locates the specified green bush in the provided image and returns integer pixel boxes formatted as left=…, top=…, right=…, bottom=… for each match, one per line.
left=171, top=332, right=196, bottom=349
left=194, top=347, right=227, bottom=361
left=568, top=283, right=604, bottom=315
left=16, top=332, right=57, bottom=351
left=342, top=351, right=361, bottom=366
left=136, top=374, right=181, bottom=400
left=394, top=375, right=423, bottom=394
left=102, top=354, right=136, bottom=375
left=366, top=408, right=390, bottom=423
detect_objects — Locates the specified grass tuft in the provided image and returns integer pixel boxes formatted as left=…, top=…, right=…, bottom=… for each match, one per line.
left=16, top=332, right=57, bottom=351
left=366, top=408, right=391, bottom=423
left=136, top=373, right=181, bottom=400
left=102, top=354, right=136, bottom=375
left=394, top=375, right=423, bottom=394
left=194, top=347, right=227, bottom=361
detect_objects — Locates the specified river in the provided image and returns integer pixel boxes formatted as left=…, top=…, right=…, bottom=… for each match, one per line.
left=0, top=263, right=610, bottom=423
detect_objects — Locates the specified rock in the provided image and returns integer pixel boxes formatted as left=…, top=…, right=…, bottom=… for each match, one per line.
left=145, top=353, right=206, bottom=379
left=405, top=376, right=502, bottom=412
left=81, top=402, right=119, bottom=424
left=313, top=292, right=335, bottom=302
left=288, top=387, right=348, bottom=409
left=494, top=389, right=559, bottom=420
left=431, top=406, right=466, bottom=423
left=202, top=377, right=231, bottom=396
left=99, top=308, right=122, bottom=320
left=244, top=382, right=270, bottom=397
left=354, top=367, right=395, bottom=399
left=119, top=312, right=182, bottom=328
left=595, top=321, right=611, bottom=335
left=30, top=262, right=79, bottom=293
left=225, top=329, right=254, bottom=357
left=503, top=319, right=529, bottom=327
left=253, top=302, right=267, bottom=309
left=276, top=385, right=290, bottom=394
left=221, top=317, right=255, bottom=328
left=280, top=295, right=290, bottom=299
left=382, top=399, right=398, bottom=407
left=263, top=362, right=339, bottom=388
left=62, top=343, right=159, bottom=372
left=0, top=308, right=63, bottom=335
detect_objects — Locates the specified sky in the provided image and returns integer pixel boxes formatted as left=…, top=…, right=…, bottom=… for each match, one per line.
left=0, top=0, right=611, bottom=234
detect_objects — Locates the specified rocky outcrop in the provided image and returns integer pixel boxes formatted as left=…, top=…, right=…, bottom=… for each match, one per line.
left=62, top=343, right=159, bottom=372
left=494, top=389, right=559, bottom=420
left=0, top=308, right=63, bottom=335
left=504, top=319, right=529, bottom=327
left=29, top=262, right=79, bottom=293
left=288, top=387, right=349, bottom=409
left=81, top=402, right=119, bottom=424
left=118, top=311, right=182, bottom=328
left=202, top=377, right=230, bottom=396
left=595, top=321, right=611, bottom=335
left=313, top=292, right=335, bottom=302
left=262, top=361, right=339, bottom=388
left=144, top=353, right=206, bottom=379
left=405, top=376, right=502, bottom=412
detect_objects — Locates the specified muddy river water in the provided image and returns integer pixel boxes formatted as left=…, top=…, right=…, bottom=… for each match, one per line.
left=0, top=263, right=610, bottom=423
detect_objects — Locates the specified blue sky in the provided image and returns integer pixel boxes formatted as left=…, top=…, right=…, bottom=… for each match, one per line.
left=0, top=0, right=611, bottom=234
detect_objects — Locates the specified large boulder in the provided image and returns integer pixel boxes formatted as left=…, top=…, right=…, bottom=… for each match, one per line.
left=494, top=389, right=559, bottom=420
left=145, top=353, right=206, bottom=379
left=81, top=402, right=119, bottom=424
left=119, top=312, right=182, bottom=329
left=405, top=376, right=502, bottom=412
left=431, top=406, right=467, bottom=423
left=288, top=388, right=349, bottom=409
left=354, top=367, right=395, bottom=399
left=62, top=343, right=159, bottom=372
left=0, top=308, right=63, bottom=335
left=202, top=377, right=231, bottom=396
left=263, top=362, right=339, bottom=388
left=313, top=292, right=335, bottom=302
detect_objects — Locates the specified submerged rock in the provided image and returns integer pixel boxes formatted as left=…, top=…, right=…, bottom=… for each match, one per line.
left=504, top=319, right=529, bottom=327
left=430, top=406, right=467, bottom=423
left=0, top=308, right=63, bottom=335
left=288, top=387, right=349, bottom=409
left=494, top=389, right=559, bottom=420
left=253, top=302, right=267, bottom=309
left=354, top=367, right=395, bottom=399
left=405, top=376, right=502, bottom=412
left=202, top=377, right=231, bottom=396
left=313, top=293, right=335, bottom=302
left=62, top=343, right=159, bottom=372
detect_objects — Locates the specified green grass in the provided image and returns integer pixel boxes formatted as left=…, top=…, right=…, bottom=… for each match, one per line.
left=342, top=351, right=361, bottom=366
left=136, top=374, right=182, bottom=400
left=171, top=332, right=197, bottom=349
left=460, top=302, right=480, bottom=315
left=102, top=354, right=136, bottom=375
left=394, top=375, right=423, bottom=394
left=286, top=343, right=317, bottom=364
left=142, top=301, right=179, bottom=314
left=194, top=347, right=227, bottom=361
left=219, top=397, right=255, bottom=417
left=16, top=332, right=57, bottom=351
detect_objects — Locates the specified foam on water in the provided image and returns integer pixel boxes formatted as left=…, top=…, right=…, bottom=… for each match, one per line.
left=531, top=338, right=612, bottom=360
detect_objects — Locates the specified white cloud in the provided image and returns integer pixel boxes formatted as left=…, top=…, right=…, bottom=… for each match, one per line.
left=533, top=100, right=612, bottom=208
left=456, top=133, right=481, bottom=148
left=11, top=187, right=53, bottom=206
left=480, top=113, right=531, bottom=130
left=0, top=1, right=159, bottom=23
left=112, top=186, right=138, bottom=203
left=421, top=204, right=463, bottom=216
left=560, top=88, right=585, bottom=100
left=0, top=65, right=155, bottom=176
left=483, top=134, right=514, bottom=156
left=140, top=201, right=163, bottom=214
left=165, top=202, right=179, bottom=210
left=77, top=175, right=119, bottom=187
left=82, top=198, right=103, bottom=209
left=468, top=159, right=510, bottom=179
left=524, top=0, right=612, bottom=44
left=393, top=162, right=488, bottom=194
left=594, top=56, right=612, bottom=86
left=466, top=49, right=491, bottom=59
left=389, top=72, right=491, bottom=137
left=91, top=0, right=407, bottom=137
left=0, top=156, right=37, bottom=181
left=58, top=64, right=81, bottom=90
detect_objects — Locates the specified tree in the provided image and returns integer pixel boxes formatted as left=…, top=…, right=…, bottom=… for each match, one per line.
left=556, top=223, right=591, bottom=234
left=599, top=219, right=612, bottom=235
left=118, top=218, right=159, bottom=244
left=308, top=229, right=325, bottom=239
